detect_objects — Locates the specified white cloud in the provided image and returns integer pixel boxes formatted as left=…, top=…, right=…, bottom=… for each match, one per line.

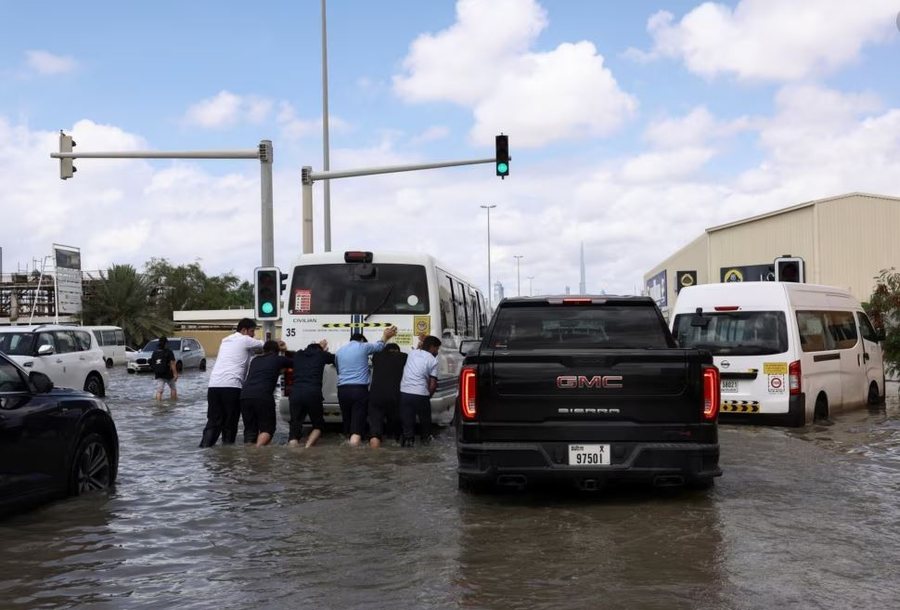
left=25, top=50, right=78, bottom=75
left=643, top=106, right=752, bottom=149
left=183, top=91, right=273, bottom=128
left=635, top=0, right=896, bottom=81
left=393, top=0, right=636, bottom=147
left=410, top=126, right=450, bottom=144
left=276, top=102, right=351, bottom=141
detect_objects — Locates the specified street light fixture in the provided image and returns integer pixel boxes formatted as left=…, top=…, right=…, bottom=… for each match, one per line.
left=513, top=255, right=524, bottom=296
left=480, top=204, right=496, bottom=308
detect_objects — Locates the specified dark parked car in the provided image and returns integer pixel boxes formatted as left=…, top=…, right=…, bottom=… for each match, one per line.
left=0, top=352, right=119, bottom=517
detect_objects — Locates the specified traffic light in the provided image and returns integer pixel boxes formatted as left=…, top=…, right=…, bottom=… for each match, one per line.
left=254, top=266, right=281, bottom=320
left=774, top=256, right=805, bottom=283
left=59, top=131, right=76, bottom=180
left=495, top=134, right=509, bottom=178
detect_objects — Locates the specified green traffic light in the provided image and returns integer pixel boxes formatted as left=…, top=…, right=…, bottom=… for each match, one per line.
left=497, top=162, right=508, bottom=174
left=261, top=302, right=274, bottom=315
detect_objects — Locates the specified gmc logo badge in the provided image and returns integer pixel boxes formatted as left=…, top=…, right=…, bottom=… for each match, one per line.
left=556, top=375, right=623, bottom=389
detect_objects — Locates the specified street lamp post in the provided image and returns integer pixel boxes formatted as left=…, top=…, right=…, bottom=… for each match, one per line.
left=514, top=255, right=524, bottom=296
left=480, top=204, right=496, bottom=308
left=527, top=276, right=535, bottom=297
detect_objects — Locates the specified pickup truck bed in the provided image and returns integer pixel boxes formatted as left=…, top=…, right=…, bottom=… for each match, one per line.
left=456, top=296, right=722, bottom=491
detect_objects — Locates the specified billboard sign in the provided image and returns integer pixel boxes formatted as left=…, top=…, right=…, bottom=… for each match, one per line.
left=646, top=270, right=667, bottom=309
left=720, top=264, right=775, bottom=283
left=54, top=244, right=83, bottom=314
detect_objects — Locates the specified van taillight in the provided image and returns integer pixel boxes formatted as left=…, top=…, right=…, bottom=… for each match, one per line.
left=789, top=360, right=801, bottom=395
left=282, top=368, right=294, bottom=398
left=459, top=366, right=478, bottom=420
left=702, top=365, right=719, bottom=421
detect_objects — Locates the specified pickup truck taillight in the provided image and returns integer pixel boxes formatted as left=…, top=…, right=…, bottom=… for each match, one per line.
left=789, top=360, right=801, bottom=395
left=702, top=365, right=720, bottom=421
left=459, top=366, right=478, bottom=420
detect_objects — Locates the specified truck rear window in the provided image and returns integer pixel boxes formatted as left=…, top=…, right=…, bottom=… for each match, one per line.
left=487, top=305, right=671, bottom=349
left=672, top=310, right=788, bottom=355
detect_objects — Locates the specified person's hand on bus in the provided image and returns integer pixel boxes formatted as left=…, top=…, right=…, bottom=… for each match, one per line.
left=319, top=339, right=329, bottom=351
left=382, top=326, right=398, bottom=342
left=277, top=340, right=288, bottom=352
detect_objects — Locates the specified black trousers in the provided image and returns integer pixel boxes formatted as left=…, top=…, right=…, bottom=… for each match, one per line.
left=337, top=384, right=369, bottom=437
left=201, top=387, right=242, bottom=447
left=240, top=396, right=276, bottom=443
left=289, top=388, right=326, bottom=441
left=399, top=392, right=432, bottom=443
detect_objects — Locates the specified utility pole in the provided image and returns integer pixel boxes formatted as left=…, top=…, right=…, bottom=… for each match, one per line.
left=514, top=255, right=524, bottom=296
left=527, top=275, right=535, bottom=297
left=51, top=137, right=278, bottom=339
left=321, top=0, right=333, bottom=252
left=480, top=204, right=496, bottom=309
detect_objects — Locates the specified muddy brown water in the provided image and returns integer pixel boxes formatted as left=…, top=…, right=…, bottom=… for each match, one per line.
left=1, top=367, right=898, bottom=609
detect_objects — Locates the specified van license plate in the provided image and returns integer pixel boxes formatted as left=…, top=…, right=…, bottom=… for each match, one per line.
left=568, top=444, right=610, bottom=466
left=721, top=379, right=739, bottom=393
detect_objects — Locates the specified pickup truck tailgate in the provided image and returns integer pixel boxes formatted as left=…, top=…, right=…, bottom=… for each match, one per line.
left=482, top=349, right=703, bottom=423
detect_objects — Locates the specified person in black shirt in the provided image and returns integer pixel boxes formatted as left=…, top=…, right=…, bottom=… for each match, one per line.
left=151, top=336, right=178, bottom=401
left=368, top=343, right=407, bottom=448
left=240, top=340, right=291, bottom=446
left=288, top=340, right=334, bottom=448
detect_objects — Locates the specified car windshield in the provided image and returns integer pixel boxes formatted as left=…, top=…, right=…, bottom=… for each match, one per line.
left=0, top=332, right=35, bottom=356
left=143, top=339, right=182, bottom=352
left=672, top=310, right=788, bottom=355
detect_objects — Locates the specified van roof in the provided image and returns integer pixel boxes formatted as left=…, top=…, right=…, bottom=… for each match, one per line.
left=673, top=282, right=860, bottom=312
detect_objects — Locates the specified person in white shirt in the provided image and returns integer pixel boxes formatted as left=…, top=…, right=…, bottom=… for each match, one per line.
left=199, top=318, right=265, bottom=447
left=398, top=335, right=441, bottom=447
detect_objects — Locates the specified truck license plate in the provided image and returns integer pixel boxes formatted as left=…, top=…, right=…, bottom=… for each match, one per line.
left=721, top=379, right=739, bottom=394
left=568, top=444, right=610, bottom=466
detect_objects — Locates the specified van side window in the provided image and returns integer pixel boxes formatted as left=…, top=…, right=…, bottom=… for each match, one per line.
left=436, top=269, right=455, bottom=335
left=115, top=329, right=126, bottom=346
left=826, top=311, right=858, bottom=350
left=857, top=312, right=878, bottom=342
left=92, top=330, right=103, bottom=345
left=797, top=311, right=833, bottom=352
left=102, top=330, right=117, bottom=346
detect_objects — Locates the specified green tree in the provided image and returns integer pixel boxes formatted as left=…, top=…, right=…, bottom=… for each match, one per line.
left=82, top=264, right=171, bottom=347
left=144, top=258, right=253, bottom=317
left=864, top=268, right=900, bottom=377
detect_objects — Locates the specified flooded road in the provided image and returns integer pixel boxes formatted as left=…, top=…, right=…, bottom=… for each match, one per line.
left=1, top=366, right=899, bottom=609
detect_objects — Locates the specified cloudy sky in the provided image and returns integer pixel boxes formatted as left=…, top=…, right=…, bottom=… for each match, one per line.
left=2, top=0, right=898, bottom=297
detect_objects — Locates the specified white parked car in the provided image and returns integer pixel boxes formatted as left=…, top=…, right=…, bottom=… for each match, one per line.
left=127, top=337, right=207, bottom=374
left=0, top=325, right=110, bottom=396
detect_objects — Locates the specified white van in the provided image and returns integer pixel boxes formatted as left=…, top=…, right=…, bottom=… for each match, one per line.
left=84, top=326, right=127, bottom=368
left=671, top=282, right=885, bottom=426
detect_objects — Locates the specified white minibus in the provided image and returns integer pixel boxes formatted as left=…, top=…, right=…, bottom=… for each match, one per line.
left=278, top=250, right=488, bottom=425
left=84, top=325, right=127, bottom=368
left=671, top=282, right=885, bottom=426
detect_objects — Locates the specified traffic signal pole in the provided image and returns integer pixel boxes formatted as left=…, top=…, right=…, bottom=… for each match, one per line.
left=51, top=137, right=278, bottom=338
left=300, top=156, right=496, bottom=254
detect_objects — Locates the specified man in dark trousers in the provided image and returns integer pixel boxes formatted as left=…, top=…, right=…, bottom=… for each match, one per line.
left=288, top=339, right=334, bottom=448
left=151, top=336, right=178, bottom=401
left=398, top=335, right=441, bottom=447
left=200, top=318, right=264, bottom=447
left=368, top=343, right=407, bottom=448
left=240, top=339, right=291, bottom=446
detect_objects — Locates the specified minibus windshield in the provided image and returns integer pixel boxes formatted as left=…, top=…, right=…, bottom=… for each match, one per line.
left=288, top=264, right=429, bottom=315
left=673, top=310, right=788, bottom=355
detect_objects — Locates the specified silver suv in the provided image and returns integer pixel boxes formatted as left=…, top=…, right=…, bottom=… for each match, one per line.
left=127, top=337, right=207, bottom=374
left=0, top=325, right=109, bottom=396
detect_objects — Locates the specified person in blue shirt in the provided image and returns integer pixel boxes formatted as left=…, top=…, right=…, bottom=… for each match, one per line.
left=335, top=325, right=397, bottom=446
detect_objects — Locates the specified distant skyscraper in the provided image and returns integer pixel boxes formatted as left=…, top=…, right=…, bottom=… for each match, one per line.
left=493, top=280, right=504, bottom=305
left=579, top=242, right=586, bottom=294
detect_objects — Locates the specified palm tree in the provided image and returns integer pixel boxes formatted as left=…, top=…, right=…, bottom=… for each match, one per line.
left=82, top=264, right=170, bottom=347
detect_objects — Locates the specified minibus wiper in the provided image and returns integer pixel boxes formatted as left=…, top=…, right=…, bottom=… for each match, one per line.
left=365, top=286, right=393, bottom=321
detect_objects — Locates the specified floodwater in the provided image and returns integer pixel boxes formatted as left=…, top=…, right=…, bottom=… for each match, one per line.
left=1, top=366, right=899, bottom=609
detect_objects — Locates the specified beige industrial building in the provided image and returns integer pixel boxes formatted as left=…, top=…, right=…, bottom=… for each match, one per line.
left=643, top=192, right=900, bottom=317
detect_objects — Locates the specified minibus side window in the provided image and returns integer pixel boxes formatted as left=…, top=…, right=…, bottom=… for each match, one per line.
left=826, top=311, right=858, bottom=350
left=797, top=311, right=834, bottom=352
left=857, top=312, right=878, bottom=342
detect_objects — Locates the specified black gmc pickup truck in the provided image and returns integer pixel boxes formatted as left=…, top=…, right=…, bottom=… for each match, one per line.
left=456, top=296, right=722, bottom=491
